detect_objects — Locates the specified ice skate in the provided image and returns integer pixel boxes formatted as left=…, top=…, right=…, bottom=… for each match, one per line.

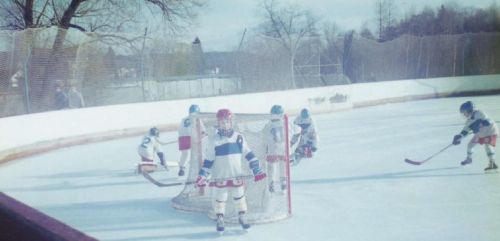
left=484, top=161, right=498, bottom=173
left=216, top=214, right=225, bottom=234
left=268, top=181, right=276, bottom=193
left=460, top=157, right=472, bottom=166
left=280, top=181, right=287, bottom=191
left=238, top=211, right=251, bottom=230
left=178, top=167, right=185, bottom=177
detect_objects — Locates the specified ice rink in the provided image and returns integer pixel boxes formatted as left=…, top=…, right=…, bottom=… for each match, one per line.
left=1, top=95, right=500, bottom=241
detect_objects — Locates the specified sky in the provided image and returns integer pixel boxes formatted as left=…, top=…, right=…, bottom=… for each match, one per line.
left=1, top=95, right=500, bottom=241
left=186, top=0, right=499, bottom=51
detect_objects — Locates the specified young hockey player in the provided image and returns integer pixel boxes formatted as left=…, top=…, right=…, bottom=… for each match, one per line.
left=195, top=109, right=267, bottom=234
left=137, top=127, right=167, bottom=173
left=177, top=104, right=204, bottom=176
left=291, top=108, right=319, bottom=165
left=453, top=101, right=498, bottom=172
left=264, top=105, right=289, bottom=192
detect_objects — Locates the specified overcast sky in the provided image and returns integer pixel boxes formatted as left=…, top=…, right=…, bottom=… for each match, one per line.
left=185, top=0, right=498, bottom=52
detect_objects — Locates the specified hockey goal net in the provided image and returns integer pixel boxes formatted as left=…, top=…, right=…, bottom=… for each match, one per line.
left=171, top=112, right=292, bottom=224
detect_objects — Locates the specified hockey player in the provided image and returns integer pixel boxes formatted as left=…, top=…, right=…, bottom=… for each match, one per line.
left=177, top=104, right=204, bottom=177
left=453, top=101, right=498, bottom=172
left=137, top=127, right=167, bottom=173
left=264, top=105, right=289, bottom=192
left=290, top=108, right=319, bottom=165
left=195, top=109, right=267, bottom=233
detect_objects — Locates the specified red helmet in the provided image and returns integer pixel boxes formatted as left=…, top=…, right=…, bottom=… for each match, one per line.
left=216, top=109, right=232, bottom=120
left=216, top=109, right=233, bottom=132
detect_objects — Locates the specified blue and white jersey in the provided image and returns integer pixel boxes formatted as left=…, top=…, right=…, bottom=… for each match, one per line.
left=293, top=116, right=319, bottom=148
left=137, top=134, right=163, bottom=160
left=199, top=130, right=262, bottom=181
left=460, top=110, right=498, bottom=138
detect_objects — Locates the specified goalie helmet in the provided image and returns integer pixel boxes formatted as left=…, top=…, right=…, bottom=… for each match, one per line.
left=149, top=127, right=160, bottom=137
left=189, top=104, right=200, bottom=114
left=460, top=101, right=474, bottom=114
left=216, top=109, right=233, bottom=133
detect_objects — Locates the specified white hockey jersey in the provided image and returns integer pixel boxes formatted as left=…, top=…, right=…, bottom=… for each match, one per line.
left=293, top=116, right=319, bottom=148
left=178, top=116, right=206, bottom=139
left=460, top=110, right=498, bottom=138
left=137, top=134, right=163, bottom=160
left=263, top=119, right=295, bottom=161
left=178, top=117, right=193, bottom=137
left=200, top=130, right=262, bottom=182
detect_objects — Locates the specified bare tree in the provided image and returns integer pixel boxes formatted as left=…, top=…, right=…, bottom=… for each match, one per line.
left=322, top=21, right=341, bottom=48
left=0, top=0, right=206, bottom=111
left=0, top=0, right=52, bottom=29
left=257, top=0, right=319, bottom=88
left=374, top=0, right=397, bottom=41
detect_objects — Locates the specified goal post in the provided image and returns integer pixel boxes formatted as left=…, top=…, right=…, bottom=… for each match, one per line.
left=171, top=112, right=293, bottom=224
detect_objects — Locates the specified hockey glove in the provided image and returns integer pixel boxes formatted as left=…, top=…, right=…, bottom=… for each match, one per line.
left=195, top=176, right=207, bottom=187
left=452, top=135, right=462, bottom=145
left=254, top=172, right=267, bottom=182
left=307, top=141, right=317, bottom=152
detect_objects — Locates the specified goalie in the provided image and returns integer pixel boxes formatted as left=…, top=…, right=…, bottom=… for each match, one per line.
left=195, top=109, right=267, bottom=234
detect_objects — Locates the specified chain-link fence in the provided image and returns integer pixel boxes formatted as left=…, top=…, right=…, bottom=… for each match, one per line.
left=1, top=27, right=499, bottom=117
left=339, top=32, right=500, bottom=83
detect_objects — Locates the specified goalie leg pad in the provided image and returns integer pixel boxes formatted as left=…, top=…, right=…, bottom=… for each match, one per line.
left=232, top=187, right=247, bottom=213
left=267, top=161, right=278, bottom=182
left=213, top=188, right=229, bottom=214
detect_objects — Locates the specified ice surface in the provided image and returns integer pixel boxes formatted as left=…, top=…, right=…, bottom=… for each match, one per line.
left=1, top=95, right=500, bottom=241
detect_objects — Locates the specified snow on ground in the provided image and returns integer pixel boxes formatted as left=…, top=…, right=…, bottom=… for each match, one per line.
left=1, top=95, right=500, bottom=241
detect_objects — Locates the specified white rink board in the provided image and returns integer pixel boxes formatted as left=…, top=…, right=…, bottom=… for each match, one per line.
left=1, top=74, right=500, bottom=161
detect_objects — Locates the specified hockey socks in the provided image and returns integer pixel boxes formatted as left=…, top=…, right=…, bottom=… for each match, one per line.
left=238, top=211, right=250, bottom=230
left=216, top=214, right=224, bottom=233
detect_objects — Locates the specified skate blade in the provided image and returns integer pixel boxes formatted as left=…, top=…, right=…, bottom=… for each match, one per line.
left=485, top=169, right=498, bottom=174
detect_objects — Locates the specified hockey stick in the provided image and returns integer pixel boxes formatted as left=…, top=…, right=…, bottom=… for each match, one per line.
left=157, top=139, right=177, bottom=145
left=404, top=143, right=453, bottom=165
left=142, top=172, right=189, bottom=187
left=142, top=171, right=254, bottom=187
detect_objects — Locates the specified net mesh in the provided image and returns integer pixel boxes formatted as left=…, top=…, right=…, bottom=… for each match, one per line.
left=171, top=112, right=292, bottom=224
